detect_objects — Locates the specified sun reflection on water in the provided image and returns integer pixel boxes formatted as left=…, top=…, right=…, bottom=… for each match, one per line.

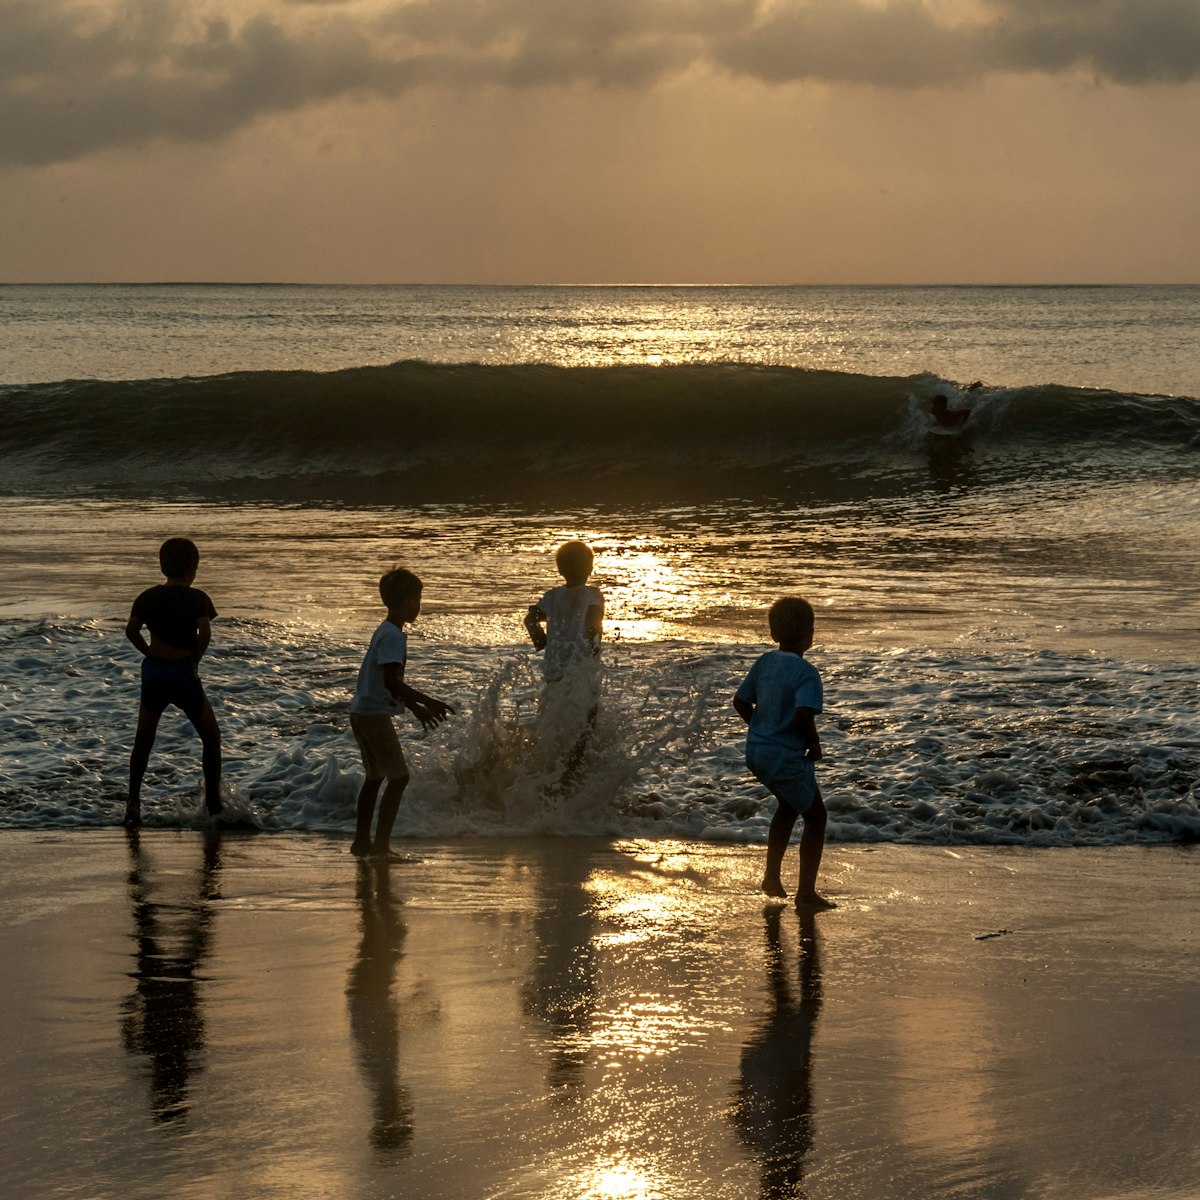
left=598, top=545, right=708, bottom=642
left=589, top=1162, right=657, bottom=1199
left=546, top=1157, right=664, bottom=1200
left=518, top=526, right=721, bottom=642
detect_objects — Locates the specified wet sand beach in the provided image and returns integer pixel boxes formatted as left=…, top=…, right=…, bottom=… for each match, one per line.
left=2, top=831, right=1196, bottom=1199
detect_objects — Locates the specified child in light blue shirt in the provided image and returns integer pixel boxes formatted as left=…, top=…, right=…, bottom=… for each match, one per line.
left=734, top=596, right=832, bottom=910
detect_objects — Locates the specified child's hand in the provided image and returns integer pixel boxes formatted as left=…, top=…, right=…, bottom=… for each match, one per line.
left=410, top=697, right=454, bottom=730
left=806, top=744, right=823, bottom=761
left=523, top=604, right=547, bottom=651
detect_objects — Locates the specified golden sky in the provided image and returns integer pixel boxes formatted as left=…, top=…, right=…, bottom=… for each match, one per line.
left=3, top=0, right=1199, bottom=282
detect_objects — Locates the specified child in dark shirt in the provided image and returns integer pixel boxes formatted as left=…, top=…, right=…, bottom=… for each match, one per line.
left=123, top=537, right=222, bottom=826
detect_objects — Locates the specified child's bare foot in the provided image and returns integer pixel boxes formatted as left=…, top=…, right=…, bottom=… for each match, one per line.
left=206, top=797, right=223, bottom=818
left=761, top=876, right=788, bottom=899
left=795, top=891, right=837, bottom=911
left=370, top=843, right=408, bottom=860
left=123, top=801, right=141, bottom=828
left=350, top=838, right=371, bottom=856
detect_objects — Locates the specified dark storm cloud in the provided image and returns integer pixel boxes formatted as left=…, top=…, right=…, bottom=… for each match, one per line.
left=0, top=0, right=416, bottom=166
left=2, top=0, right=1199, bottom=168
left=983, top=0, right=1200, bottom=85
left=713, top=0, right=1200, bottom=87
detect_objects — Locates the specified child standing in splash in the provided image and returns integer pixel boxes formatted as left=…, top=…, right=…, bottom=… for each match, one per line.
left=524, top=541, right=605, bottom=685
left=524, top=541, right=604, bottom=773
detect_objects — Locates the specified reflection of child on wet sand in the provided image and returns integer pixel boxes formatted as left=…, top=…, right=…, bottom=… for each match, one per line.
left=733, top=907, right=822, bottom=1194
left=524, top=541, right=604, bottom=775
left=733, top=597, right=833, bottom=910
left=349, top=569, right=453, bottom=858
left=124, top=537, right=222, bottom=827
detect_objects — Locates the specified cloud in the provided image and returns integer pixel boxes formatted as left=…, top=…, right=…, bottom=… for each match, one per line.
left=714, top=0, right=1200, bottom=88
left=713, top=2, right=968, bottom=88
left=2, top=0, right=1199, bottom=167
left=983, top=0, right=1200, bottom=85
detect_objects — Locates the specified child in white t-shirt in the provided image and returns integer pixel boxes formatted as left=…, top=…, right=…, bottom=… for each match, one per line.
left=349, top=568, right=453, bottom=857
left=524, top=541, right=604, bottom=681
left=524, top=541, right=604, bottom=773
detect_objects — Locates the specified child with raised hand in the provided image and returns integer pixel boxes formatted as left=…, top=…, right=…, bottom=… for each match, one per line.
left=124, top=537, right=222, bottom=826
left=733, top=596, right=833, bottom=910
left=349, top=568, right=453, bottom=857
left=524, top=540, right=605, bottom=779
left=524, top=540, right=604, bottom=682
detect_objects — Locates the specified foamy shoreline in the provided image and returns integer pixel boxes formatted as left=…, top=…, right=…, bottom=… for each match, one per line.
left=3, top=606, right=1199, bottom=844
left=2, top=832, right=1197, bottom=1199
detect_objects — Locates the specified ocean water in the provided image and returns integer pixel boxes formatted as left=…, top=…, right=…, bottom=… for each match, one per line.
left=1, top=284, right=1198, bottom=844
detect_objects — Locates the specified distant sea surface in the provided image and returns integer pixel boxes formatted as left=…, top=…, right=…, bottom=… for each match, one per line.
left=1, top=284, right=1197, bottom=845
left=4, top=282, right=1199, bottom=393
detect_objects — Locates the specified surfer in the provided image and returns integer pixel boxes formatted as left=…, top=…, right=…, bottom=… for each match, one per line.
left=931, top=394, right=969, bottom=429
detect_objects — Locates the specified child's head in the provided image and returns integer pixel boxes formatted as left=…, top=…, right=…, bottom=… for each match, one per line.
left=379, top=567, right=423, bottom=616
left=768, top=596, right=815, bottom=648
left=159, top=537, right=200, bottom=581
left=555, top=540, right=594, bottom=585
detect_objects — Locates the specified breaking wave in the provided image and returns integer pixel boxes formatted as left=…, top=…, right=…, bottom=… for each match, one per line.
left=3, top=361, right=1197, bottom=502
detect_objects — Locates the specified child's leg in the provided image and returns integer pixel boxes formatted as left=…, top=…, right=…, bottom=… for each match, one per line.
left=796, top=786, right=834, bottom=909
left=352, top=777, right=384, bottom=855
left=194, top=702, right=222, bottom=815
left=763, top=799, right=799, bottom=898
left=371, top=776, right=410, bottom=855
left=127, top=705, right=161, bottom=824
left=562, top=709, right=596, bottom=788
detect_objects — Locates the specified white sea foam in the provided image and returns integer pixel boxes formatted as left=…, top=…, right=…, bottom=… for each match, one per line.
left=2, top=618, right=1196, bottom=846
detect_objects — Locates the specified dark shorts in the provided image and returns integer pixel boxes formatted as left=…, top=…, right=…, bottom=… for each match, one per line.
left=350, top=713, right=410, bottom=782
left=140, top=656, right=208, bottom=724
left=746, top=749, right=817, bottom=815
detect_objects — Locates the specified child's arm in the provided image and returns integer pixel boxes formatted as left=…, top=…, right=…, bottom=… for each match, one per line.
left=524, top=604, right=547, bottom=651
left=383, top=662, right=454, bottom=731
left=795, top=706, right=823, bottom=760
left=585, top=603, right=603, bottom=657
left=732, top=696, right=754, bottom=725
left=125, top=606, right=149, bottom=656
left=195, top=616, right=212, bottom=662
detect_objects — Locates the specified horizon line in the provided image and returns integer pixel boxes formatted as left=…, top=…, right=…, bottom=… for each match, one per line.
left=3, top=280, right=1196, bottom=288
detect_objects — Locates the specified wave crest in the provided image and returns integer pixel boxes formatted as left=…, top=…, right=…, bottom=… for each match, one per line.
left=2, top=361, right=1196, bottom=501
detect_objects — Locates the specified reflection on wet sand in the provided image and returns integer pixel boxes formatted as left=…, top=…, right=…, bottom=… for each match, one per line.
left=347, top=860, right=414, bottom=1156
left=521, top=850, right=599, bottom=1095
left=121, top=828, right=221, bottom=1124
left=732, top=909, right=823, bottom=1199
